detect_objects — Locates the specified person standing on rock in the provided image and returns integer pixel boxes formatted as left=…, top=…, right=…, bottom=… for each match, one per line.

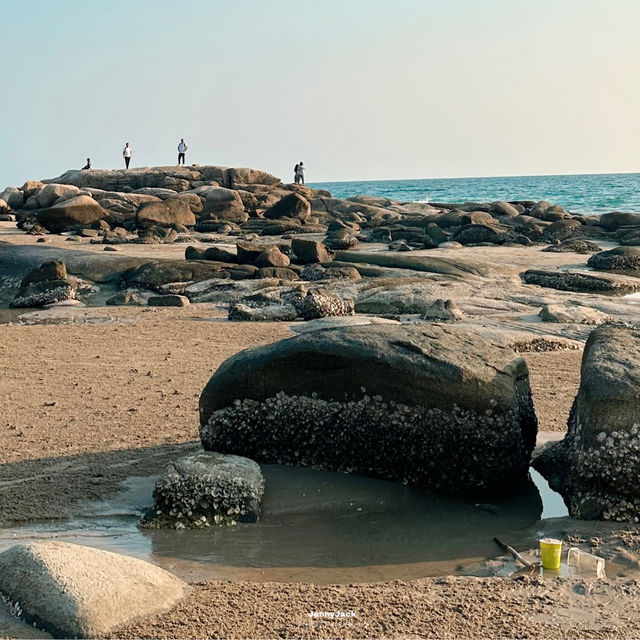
left=123, top=142, right=132, bottom=169
left=296, top=161, right=305, bottom=185
left=177, top=139, right=188, bottom=165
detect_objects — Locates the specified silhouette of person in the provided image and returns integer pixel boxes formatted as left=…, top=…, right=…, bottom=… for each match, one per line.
left=82, top=158, right=91, bottom=170
left=177, top=139, right=188, bottom=165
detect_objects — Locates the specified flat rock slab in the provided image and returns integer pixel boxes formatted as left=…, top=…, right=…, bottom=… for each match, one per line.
left=0, top=541, right=187, bottom=638
left=142, top=451, right=265, bottom=528
left=522, top=269, right=640, bottom=295
left=148, top=294, right=190, bottom=307
left=199, top=324, right=537, bottom=494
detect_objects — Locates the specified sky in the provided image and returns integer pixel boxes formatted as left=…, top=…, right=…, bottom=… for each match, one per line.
left=1, top=0, right=639, bottom=186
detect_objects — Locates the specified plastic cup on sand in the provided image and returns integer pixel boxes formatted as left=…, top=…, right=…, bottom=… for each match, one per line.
left=540, top=538, right=562, bottom=570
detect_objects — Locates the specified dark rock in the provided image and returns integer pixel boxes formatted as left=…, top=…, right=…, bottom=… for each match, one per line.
left=543, top=219, right=582, bottom=242
left=542, top=240, right=602, bottom=254
left=148, top=294, right=190, bottom=307
left=123, top=260, right=229, bottom=290
left=10, top=260, right=76, bottom=307
left=521, top=269, right=640, bottom=295
left=533, top=328, right=640, bottom=521
left=254, top=246, right=290, bottom=268
left=324, top=228, right=359, bottom=250
left=36, top=195, right=107, bottom=233
left=136, top=199, right=196, bottom=229
left=587, top=246, right=640, bottom=275
left=106, top=290, right=146, bottom=306
left=263, top=193, right=310, bottom=222
left=453, top=224, right=502, bottom=245
left=199, top=324, right=538, bottom=495
left=599, top=211, right=640, bottom=231
left=256, top=267, right=299, bottom=280
left=141, top=452, right=264, bottom=528
left=292, top=288, right=355, bottom=320
left=291, top=238, right=333, bottom=264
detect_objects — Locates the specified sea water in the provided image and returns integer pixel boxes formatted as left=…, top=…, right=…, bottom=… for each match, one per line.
left=311, top=172, right=640, bottom=215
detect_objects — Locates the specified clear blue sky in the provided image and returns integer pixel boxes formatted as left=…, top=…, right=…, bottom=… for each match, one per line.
left=2, top=0, right=639, bottom=186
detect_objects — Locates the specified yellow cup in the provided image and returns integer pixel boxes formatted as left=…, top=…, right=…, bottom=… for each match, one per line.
left=540, top=538, right=562, bottom=570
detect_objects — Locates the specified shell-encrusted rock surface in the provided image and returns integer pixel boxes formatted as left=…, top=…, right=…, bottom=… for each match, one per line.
left=141, top=452, right=265, bottom=528
left=533, top=327, right=640, bottom=521
left=199, top=325, right=537, bottom=495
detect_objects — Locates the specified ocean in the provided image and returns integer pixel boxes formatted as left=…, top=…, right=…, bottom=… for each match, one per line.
left=310, top=172, right=640, bottom=216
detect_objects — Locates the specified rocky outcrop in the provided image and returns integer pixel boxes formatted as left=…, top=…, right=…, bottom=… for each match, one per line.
left=11, top=260, right=76, bottom=307
left=522, top=269, right=640, bottom=295
left=292, top=238, right=333, bottom=264
left=293, top=288, right=355, bottom=320
left=199, top=325, right=537, bottom=495
left=148, top=294, right=190, bottom=307
left=141, top=452, right=264, bottom=528
left=587, top=246, right=640, bottom=275
left=263, top=192, right=310, bottom=222
left=533, top=327, right=640, bottom=521
left=0, top=541, right=187, bottom=638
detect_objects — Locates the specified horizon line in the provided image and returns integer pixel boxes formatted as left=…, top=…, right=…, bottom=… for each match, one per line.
left=309, top=170, right=640, bottom=184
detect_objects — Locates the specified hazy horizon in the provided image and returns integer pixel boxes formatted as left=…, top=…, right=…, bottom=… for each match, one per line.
left=2, top=0, right=639, bottom=188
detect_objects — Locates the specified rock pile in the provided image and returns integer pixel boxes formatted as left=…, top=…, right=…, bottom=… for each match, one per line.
left=10, top=260, right=76, bottom=308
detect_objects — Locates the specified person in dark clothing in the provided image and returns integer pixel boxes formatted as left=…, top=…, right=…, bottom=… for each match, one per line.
left=123, top=142, right=132, bottom=168
left=82, top=158, right=91, bottom=170
left=177, top=139, right=188, bottom=165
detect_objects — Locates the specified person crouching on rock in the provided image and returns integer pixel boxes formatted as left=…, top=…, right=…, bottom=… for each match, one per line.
left=178, top=138, right=188, bottom=165
left=123, top=142, right=132, bottom=168
left=82, top=158, right=91, bottom=170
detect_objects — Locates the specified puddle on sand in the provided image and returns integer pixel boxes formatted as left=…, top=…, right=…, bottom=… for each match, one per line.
left=0, top=464, right=569, bottom=584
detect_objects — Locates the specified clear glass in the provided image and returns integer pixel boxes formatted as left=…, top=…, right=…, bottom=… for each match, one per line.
left=566, top=547, right=605, bottom=578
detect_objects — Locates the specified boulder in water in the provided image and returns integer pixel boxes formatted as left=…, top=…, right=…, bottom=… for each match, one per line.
left=199, top=324, right=537, bottom=495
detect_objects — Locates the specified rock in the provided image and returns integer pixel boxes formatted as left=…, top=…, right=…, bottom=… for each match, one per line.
left=36, top=183, right=80, bottom=208
left=599, top=211, right=640, bottom=231
left=230, top=167, right=281, bottom=187
left=254, top=246, right=290, bottom=268
left=0, top=212, right=15, bottom=222
left=140, top=452, right=264, bottom=528
left=11, top=261, right=76, bottom=308
left=389, top=240, right=413, bottom=251
left=587, top=246, right=640, bottom=275
left=201, top=188, right=247, bottom=223
left=291, top=238, right=333, bottom=264
left=324, top=228, right=359, bottom=251
left=425, top=223, right=450, bottom=246
left=200, top=245, right=237, bottom=263
left=542, top=240, right=602, bottom=253
left=539, top=304, right=611, bottom=325
left=533, top=327, right=640, bottom=521
left=21, top=180, right=44, bottom=199
left=543, top=219, right=582, bottom=242
left=521, top=269, right=640, bottom=295
left=136, top=199, right=196, bottom=228
left=199, top=324, right=538, bottom=495
left=263, top=192, right=310, bottom=222
left=0, top=541, right=187, bottom=638
left=0, top=186, right=24, bottom=209
left=292, top=288, right=355, bottom=320
left=148, top=294, right=190, bottom=307
left=256, top=267, right=299, bottom=280
left=453, top=224, right=502, bottom=245
left=123, top=260, right=229, bottom=290
left=106, top=290, right=146, bottom=306
left=301, top=264, right=361, bottom=281
left=420, top=299, right=465, bottom=322
left=229, top=301, right=297, bottom=321
left=490, top=201, right=520, bottom=217
left=36, top=195, right=107, bottom=233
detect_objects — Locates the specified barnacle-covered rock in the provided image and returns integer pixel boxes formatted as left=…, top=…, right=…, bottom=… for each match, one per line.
left=10, top=260, right=76, bottom=308
left=199, top=324, right=537, bottom=495
left=140, top=451, right=264, bottom=529
left=533, top=327, right=640, bottom=521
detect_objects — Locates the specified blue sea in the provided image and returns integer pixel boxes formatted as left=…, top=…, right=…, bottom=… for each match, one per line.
left=310, top=173, right=640, bottom=216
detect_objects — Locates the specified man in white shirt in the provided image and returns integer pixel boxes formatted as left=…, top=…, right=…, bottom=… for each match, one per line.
left=178, top=139, right=188, bottom=165
left=123, top=143, right=132, bottom=169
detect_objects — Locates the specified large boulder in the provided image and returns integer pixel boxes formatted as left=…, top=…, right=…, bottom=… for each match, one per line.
left=543, top=219, right=582, bottom=242
left=0, top=186, right=24, bottom=210
left=254, top=246, right=290, bottom=268
left=36, top=195, right=107, bottom=233
left=599, top=211, right=640, bottom=231
left=533, top=327, right=640, bottom=521
left=0, top=541, right=187, bottom=638
left=122, top=260, right=229, bottom=290
left=36, top=183, right=80, bottom=208
left=199, top=325, right=538, bottom=495
left=141, top=452, right=265, bottom=528
left=587, top=246, right=640, bottom=275
left=293, top=288, right=355, bottom=320
left=201, top=188, right=247, bottom=223
left=539, top=304, right=611, bottom=325
left=263, top=193, right=310, bottom=222
left=291, top=238, right=333, bottom=263
left=136, top=199, right=196, bottom=228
